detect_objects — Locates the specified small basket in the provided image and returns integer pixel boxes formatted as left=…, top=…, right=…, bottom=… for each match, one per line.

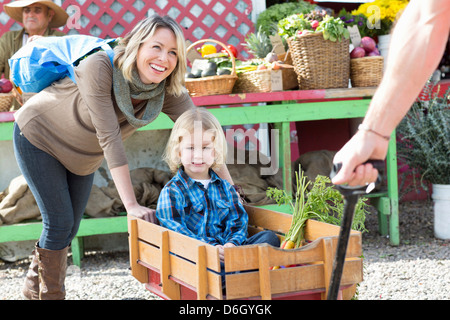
left=0, top=93, right=14, bottom=112
left=350, top=56, right=384, bottom=87
left=185, top=39, right=237, bottom=97
left=233, top=66, right=298, bottom=93
left=287, top=33, right=350, bottom=90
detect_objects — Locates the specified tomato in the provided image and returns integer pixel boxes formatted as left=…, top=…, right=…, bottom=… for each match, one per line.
left=221, top=45, right=238, bottom=58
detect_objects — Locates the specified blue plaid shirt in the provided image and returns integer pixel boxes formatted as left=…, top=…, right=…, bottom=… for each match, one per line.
left=156, top=167, right=248, bottom=246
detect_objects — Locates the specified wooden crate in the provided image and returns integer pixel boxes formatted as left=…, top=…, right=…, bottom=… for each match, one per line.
left=128, top=205, right=362, bottom=300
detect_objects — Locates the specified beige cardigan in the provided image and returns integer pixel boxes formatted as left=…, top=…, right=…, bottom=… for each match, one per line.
left=14, top=51, right=195, bottom=175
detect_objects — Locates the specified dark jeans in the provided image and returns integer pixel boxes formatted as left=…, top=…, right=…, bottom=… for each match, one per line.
left=242, top=230, right=280, bottom=247
left=13, top=123, right=94, bottom=250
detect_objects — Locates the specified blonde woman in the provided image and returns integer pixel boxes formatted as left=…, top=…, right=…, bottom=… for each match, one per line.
left=156, top=108, right=279, bottom=265
left=13, top=15, right=232, bottom=300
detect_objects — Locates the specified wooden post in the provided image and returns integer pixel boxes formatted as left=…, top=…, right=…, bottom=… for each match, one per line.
left=160, top=231, right=180, bottom=299
left=321, top=237, right=334, bottom=300
left=258, top=245, right=272, bottom=300
left=128, top=219, right=148, bottom=284
left=197, top=245, right=208, bottom=300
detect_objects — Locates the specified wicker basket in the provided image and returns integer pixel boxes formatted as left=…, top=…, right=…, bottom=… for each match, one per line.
left=0, top=93, right=14, bottom=112
left=350, top=56, right=384, bottom=87
left=233, top=66, right=298, bottom=93
left=185, top=39, right=237, bottom=97
left=287, top=32, right=350, bottom=90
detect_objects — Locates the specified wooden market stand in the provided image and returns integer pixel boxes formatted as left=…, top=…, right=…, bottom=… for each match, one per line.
left=0, top=86, right=400, bottom=267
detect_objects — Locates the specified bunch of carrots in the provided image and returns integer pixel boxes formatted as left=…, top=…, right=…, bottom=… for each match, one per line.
left=266, top=169, right=324, bottom=269
left=267, top=167, right=370, bottom=269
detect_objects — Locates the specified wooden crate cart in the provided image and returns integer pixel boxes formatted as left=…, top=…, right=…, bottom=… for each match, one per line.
left=128, top=205, right=362, bottom=300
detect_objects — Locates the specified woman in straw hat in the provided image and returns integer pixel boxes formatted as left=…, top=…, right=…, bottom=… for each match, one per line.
left=0, top=1, right=68, bottom=80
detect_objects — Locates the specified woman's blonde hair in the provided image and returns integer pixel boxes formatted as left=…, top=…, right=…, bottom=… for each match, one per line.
left=113, top=15, right=187, bottom=97
left=163, top=108, right=227, bottom=173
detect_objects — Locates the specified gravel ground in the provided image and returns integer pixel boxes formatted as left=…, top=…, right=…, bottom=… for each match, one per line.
left=1, top=200, right=449, bottom=300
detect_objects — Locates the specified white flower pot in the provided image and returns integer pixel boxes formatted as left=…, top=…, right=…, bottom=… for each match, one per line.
left=377, top=34, right=391, bottom=69
left=432, top=184, right=450, bottom=240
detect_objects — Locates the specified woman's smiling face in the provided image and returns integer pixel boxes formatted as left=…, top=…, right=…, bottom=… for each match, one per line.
left=136, top=27, right=178, bottom=84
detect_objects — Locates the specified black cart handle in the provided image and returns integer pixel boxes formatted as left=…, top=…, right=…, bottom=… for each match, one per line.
left=330, top=160, right=385, bottom=194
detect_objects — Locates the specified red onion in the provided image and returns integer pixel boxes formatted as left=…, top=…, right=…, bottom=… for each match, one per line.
left=367, top=48, right=380, bottom=56
left=0, top=79, right=13, bottom=93
left=360, top=37, right=376, bottom=53
left=350, top=47, right=366, bottom=59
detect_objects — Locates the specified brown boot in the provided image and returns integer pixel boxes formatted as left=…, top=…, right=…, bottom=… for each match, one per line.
left=22, top=243, right=40, bottom=300
left=36, top=245, right=69, bottom=300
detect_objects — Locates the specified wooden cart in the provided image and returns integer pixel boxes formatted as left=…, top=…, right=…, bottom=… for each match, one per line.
left=128, top=205, right=362, bottom=300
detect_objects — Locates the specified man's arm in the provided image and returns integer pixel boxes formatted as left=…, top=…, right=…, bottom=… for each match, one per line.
left=332, top=0, right=450, bottom=185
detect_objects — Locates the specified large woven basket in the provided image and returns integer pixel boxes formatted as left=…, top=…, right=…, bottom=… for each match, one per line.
left=287, top=32, right=350, bottom=90
left=0, top=93, right=14, bottom=112
left=350, top=56, right=384, bottom=87
left=185, top=39, right=237, bottom=97
left=233, top=66, right=298, bottom=93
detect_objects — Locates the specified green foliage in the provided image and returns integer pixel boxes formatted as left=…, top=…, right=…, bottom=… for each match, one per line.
left=397, top=80, right=450, bottom=186
left=316, top=16, right=350, bottom=42
left=304, top=175, right=369, bottom=233
left=278, top=13, right=312, bottom=38
left=243, top=26, right=273, bottom=58
left=278, top=13, right=349, bottom=42
left=337, top=8, right=371, bottom=38
left=256, top=1, right=317, bottom=36
left=267, top=171, right=370, bottom=245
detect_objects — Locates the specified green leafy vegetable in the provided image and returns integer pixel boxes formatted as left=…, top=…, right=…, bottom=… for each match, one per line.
left=267, top=169, right=369, bottom=246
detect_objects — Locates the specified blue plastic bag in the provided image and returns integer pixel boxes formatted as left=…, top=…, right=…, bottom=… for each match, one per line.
left=9, top=35, right=116, bottom=93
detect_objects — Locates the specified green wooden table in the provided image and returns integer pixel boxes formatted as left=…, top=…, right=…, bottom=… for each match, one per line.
left=0, top=87, right=400, bottom=267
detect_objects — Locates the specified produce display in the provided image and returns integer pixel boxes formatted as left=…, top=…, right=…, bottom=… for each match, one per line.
left=349, top=36, right=384, bottom=87
left=350, top=36, right=380, bottom=58
left=278, top=10, right=349, bottom=42
left=183, top=0, right=401, bottom=96
left=255, top=1, right=317, bottom=36
left=0, top=78, right=14, bottom=112
left=186, top=41, right=294, bottom=86
left=184, top=39, right=238, bottom=97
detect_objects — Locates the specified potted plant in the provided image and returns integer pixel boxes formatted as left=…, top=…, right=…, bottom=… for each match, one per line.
left=397, top=81, right=450, bottom=239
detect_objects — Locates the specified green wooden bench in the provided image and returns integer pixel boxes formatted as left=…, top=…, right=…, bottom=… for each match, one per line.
left=0, top=214, right=128, bottom=267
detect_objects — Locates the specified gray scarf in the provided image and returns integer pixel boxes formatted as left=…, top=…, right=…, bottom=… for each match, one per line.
left=113, top=67, right=166, bottom=128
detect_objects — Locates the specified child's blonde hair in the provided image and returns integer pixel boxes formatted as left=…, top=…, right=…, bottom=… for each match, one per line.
left=163, top=108, right=227, bottom=173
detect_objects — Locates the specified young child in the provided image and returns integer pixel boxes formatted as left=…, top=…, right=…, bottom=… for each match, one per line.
left=156, top=108, right=279, bottom=261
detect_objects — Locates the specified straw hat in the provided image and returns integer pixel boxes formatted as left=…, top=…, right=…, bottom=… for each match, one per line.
left=3, top=0, right=69, bottom=28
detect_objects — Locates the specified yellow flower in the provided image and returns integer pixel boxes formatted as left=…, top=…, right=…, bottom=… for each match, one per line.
left=352, top=0, right=409, bottom=23
left=352, top=0, right=409, bottom=36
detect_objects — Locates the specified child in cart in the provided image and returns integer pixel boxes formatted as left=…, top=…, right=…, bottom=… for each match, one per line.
left=156, top=108, right=279, bottom=264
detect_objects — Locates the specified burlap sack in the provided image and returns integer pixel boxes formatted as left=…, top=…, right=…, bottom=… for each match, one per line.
left=84, top=185, right=118, bottom=218
left=292, top=150, right=336, bottom=190
left=0, top=167, right=172, bottom=224
left=100, top=167, right=172, bottom=214
left=0, top=175, right=41, bottom=225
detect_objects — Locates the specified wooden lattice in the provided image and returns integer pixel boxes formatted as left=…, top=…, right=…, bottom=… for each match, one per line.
left=0, top=0, right=255, bottom=58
